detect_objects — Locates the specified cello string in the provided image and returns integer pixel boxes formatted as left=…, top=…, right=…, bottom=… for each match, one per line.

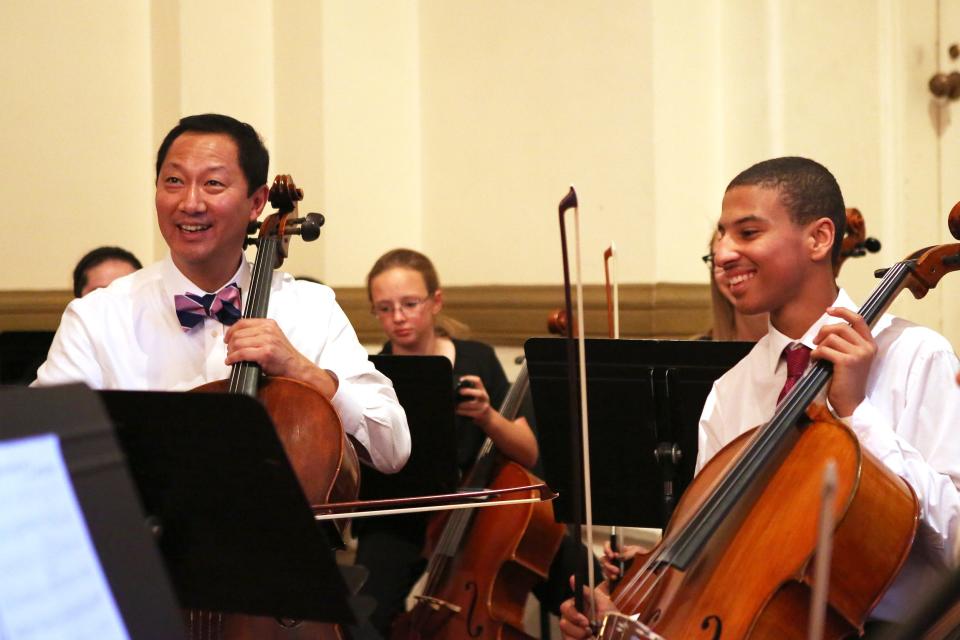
left=230, top=230, right=268, bottom=394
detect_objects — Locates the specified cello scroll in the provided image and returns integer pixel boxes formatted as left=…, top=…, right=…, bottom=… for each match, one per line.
left=833, top=207, right=881, bottom=276
left=244, top=175, right=325, bottom=255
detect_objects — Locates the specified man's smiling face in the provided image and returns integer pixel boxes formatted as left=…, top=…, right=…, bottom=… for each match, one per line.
left=155, top=132, right=265, bottom=291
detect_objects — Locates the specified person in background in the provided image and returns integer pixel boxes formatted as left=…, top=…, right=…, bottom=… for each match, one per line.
left=0, top=246, right=143, bottom=385
left=355, top=247, right=543, bottom=635
left=364, top=248, right=601, bottom=636
left=72, top=246, right=143, bottom=297
left=700, top=233, right=768, bottom=342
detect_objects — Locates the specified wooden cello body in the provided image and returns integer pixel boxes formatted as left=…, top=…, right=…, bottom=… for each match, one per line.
left=393, top=460, right=564, bottom=640
left=611, top=406, right=917, bottom=639
left=186, top=176, right=359, bottom=640
left=196, top=376, right=360, bottom=512
left=391, top=364, right=566, bottom=640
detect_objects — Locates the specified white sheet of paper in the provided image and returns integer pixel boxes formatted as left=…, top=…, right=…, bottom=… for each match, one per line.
left=0, top=433, right=130, bottom=640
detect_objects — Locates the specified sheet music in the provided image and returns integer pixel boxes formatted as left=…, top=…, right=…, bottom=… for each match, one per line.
left=0, top=434, right=129, bottom=640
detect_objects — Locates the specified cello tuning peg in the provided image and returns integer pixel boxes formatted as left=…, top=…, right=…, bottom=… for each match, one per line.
left=247, top=220, right=262, bottom=234
left=864, top=237, right=882, bottom=253
left=297, top=213, right=325, bottom=242
left=244, top=237, right=259, bottom=249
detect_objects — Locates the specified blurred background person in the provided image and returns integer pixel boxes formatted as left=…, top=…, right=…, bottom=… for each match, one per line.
left=72, top=245, right=142, bottom=298
left=0, top=245, right=144, bottom=385
left=360, top=247, right=587, bottom=637
left=700, top=233, right=768, bottom=342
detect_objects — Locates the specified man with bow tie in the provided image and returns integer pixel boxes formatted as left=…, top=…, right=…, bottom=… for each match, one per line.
left=34, top=113, right=411, bottom=474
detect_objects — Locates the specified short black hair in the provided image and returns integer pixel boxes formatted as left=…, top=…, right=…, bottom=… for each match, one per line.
left=73, top=246, right=143, bottom=297
left=726, top=156, right=846, bottom=264
left=155, top=113, right=269, bottom=196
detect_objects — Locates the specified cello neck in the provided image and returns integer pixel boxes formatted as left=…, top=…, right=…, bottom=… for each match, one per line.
left=226, top=173, right=313, bottom=397
left=227, top=231, right=282, bottom=397
left=461, top=362, right=530, bottom=488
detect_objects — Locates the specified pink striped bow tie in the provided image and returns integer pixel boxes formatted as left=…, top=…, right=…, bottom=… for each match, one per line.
left=174, top=283, right=242, bottom=331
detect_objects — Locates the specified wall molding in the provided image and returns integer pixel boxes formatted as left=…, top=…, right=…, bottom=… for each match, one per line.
left=0, top=283, right=712, bottom=345
left=0, top=291, right=74, bottom=331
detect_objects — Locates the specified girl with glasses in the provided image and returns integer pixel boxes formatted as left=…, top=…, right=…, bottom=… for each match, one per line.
left=701, top=232, right=768, bottom=342
left=356, top=248, right=542, bottom=636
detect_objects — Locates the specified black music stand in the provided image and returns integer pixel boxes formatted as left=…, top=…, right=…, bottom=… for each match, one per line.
left=364, top=355, right=459, bottom=500
left=99, top=389, right=354, bottom=624
left=0, top=330, right=55, bottom=384
left=0, top=384, right=185, bottom=639
left=524, top=337, right=753, bottom=528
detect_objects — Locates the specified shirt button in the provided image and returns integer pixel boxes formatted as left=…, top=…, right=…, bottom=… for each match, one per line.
left=210, top=330, right=218, bottom=337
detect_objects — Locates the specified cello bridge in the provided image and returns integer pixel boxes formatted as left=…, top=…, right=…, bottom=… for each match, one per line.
left=412, top=595, right=462, bottom=614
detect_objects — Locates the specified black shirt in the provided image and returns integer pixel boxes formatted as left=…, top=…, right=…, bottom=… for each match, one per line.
left=380, top=338, right=509, bottom=472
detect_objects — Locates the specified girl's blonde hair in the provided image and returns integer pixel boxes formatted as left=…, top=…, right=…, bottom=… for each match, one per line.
left=706, top=232, right=737, bottom=341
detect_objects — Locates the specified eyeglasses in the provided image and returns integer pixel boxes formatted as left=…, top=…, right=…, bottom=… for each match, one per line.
left=371, top=297, right=429, bottom=317
left=702, top=253, right=725, bottom=273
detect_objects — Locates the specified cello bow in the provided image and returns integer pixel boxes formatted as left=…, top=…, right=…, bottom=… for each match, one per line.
left=558, top=185, right=599, bottom=628
left=603, top=243, right=628, bottom=587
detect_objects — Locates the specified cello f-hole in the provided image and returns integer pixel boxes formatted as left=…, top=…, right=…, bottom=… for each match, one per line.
left=464, top=581, right=484, bottom=638
left=700, top=614, right=722, bottom=639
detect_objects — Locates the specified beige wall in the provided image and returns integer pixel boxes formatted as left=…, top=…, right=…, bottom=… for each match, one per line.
left=418, top=0, right=656, bottom=285
left=1, top=1, right=155, bottom=287
left=2, top=0, right=958, bottom=345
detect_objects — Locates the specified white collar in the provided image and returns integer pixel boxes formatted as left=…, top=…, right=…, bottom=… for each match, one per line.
left=160, top=254, right=251, bottom=299
left=761, top=288, right=856, bottom=373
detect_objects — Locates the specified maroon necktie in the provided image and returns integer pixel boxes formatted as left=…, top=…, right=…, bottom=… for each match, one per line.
left=778, top=344, right=811, bottom=403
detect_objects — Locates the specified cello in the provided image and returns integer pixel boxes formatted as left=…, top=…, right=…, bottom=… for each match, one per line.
left=391, top=358, right=566, bottom=640
left=599, top=202, right=960, bottom=638
left=190, top=175, right=360, bottom=640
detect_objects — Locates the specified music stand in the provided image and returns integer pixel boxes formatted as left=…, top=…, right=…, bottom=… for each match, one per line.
left=524, top=337, right=753, bottom=528
left=364, top=355, right=459, bottom=500
left=99, top=389, right=354, bottom=624
left=0, top=383, right=185, bottom=639
left=0, top=330, right=55, bottom=384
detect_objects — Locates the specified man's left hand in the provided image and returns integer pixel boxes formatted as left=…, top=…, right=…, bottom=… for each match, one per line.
left=812, top=307, right=876, bottom=417
left=224, top=319, right=337, bottom=398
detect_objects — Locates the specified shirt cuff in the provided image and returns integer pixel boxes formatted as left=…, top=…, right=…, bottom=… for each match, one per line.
left=330, top=378, right=410, bottom=474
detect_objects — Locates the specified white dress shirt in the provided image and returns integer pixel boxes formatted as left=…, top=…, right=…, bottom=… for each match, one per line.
left=698, top=289, right=960, bottom=622
left=34, top=256, right=411, bottom=474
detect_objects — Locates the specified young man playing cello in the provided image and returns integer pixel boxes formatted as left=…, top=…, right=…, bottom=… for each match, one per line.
left=34, top=113, right=410, bottom=474
left=561, top=157, right=960, bottom=638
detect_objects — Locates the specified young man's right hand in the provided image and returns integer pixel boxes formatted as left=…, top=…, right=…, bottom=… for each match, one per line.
left=558, top=578, right=619, bottom=640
